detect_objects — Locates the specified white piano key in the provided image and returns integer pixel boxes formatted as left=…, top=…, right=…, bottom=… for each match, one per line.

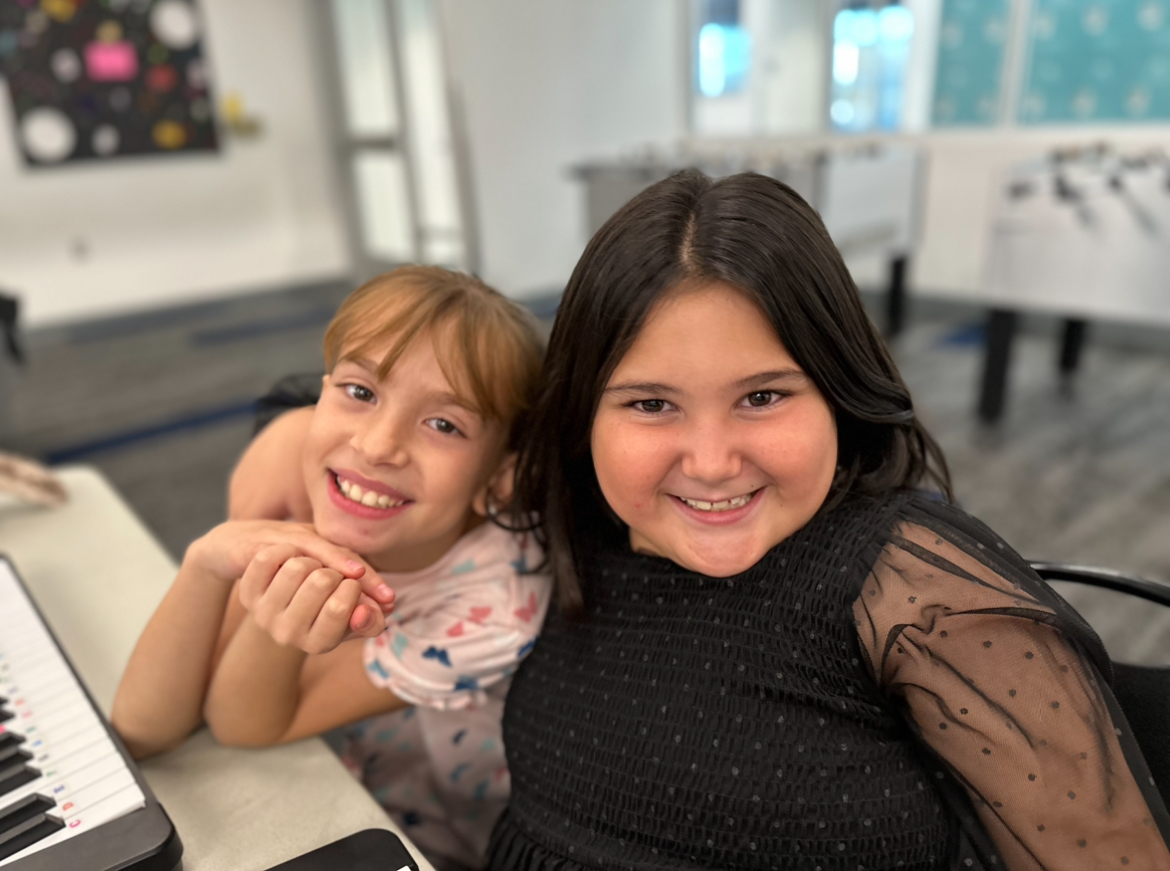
left=21, top=699, right=102, bottom=738
left=62, top=767, right=139, bottom=818
left=6, top=691, right=91, bottom=730
left=27, top=729, right=107, bottom=770
left=22, top=713, right=104, bottom=754
left=0, top=735, right=122, bottom=809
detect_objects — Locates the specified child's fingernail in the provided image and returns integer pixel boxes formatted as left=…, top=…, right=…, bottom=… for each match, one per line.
left=375, top=583, right=394, bottom=602
left=345, top=560, right=365, bottom=575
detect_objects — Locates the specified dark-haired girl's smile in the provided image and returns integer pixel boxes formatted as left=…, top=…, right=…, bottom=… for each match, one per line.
left=670, top=487, right=763, bottom=526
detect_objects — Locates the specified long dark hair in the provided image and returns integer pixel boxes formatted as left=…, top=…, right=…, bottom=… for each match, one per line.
left=513, top=170, right=951, bottom=612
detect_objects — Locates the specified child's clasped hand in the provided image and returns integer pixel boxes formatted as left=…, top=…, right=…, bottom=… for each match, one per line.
left=188, top=519, right=395, bottom=638
left=239, top=544, right=384, bottom=654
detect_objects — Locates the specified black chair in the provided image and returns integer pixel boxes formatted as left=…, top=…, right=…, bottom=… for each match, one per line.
left=1030, top=561, right=1170, bottom=806
left=253, top=372, right=323, bottom=435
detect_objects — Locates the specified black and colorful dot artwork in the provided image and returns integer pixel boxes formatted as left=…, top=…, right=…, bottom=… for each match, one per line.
left=0, top=0, right=218, bottom=166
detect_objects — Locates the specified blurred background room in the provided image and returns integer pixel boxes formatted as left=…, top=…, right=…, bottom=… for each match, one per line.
left=2, top=0, right=1170, bottom=662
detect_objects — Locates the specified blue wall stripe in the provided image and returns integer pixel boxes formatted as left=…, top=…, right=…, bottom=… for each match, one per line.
left=188, top=307, right=337, bottom=346
left=45, top=398, right=259, bottom=464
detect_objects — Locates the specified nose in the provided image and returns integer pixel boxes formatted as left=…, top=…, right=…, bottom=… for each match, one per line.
left=351, top=410, right=410, bottom=467
left=679, top=415, right=743, bottom=485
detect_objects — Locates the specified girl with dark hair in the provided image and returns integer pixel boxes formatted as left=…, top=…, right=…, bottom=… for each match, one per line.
left=489, top=170, right=1169, bottom=870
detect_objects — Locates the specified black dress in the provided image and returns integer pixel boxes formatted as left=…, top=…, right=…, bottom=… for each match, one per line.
left=487, top=490, right=1170, bottom=870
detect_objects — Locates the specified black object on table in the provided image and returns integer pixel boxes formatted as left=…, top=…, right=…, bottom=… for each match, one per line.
left=263, top=829, right=420, bottom=871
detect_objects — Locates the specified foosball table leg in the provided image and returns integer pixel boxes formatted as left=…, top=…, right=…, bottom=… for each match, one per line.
left=978, top=308, right=1018, bottom=424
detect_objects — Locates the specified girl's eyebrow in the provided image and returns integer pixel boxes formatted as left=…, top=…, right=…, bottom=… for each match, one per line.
left=734, top=368, right=807, bottom=389
left=339, top=357, right=378, bottom=372
left=423, top=390, right=480, bottom=413
left=338, top=360, right=481, bottom=414
left=606, top=369, right=806, bottom=396
left=604, top=381, right=681, bottom=396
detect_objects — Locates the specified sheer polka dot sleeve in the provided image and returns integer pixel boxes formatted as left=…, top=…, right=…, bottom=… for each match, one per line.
left=853, top=499, right=1170, bottom=870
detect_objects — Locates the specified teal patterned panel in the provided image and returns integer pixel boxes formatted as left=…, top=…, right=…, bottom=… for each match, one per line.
left=1021, top=0, right=1170, bottom=122
left=932, top=0, right=1011, bottom=126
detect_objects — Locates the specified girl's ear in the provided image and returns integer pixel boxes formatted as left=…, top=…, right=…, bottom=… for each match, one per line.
left=472, top=452, right=518, bottom=518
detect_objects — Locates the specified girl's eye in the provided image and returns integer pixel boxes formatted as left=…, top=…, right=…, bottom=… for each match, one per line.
left=344, top=384, right=374, bottom=403
left=426, top=417, right=463, bottom=436
left=632, top=399, right=670, bottom=414
left=743, top=391, right=781, bottom=408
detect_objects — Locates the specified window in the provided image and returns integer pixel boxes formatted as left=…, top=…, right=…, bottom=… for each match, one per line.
left=695, top=0, right=752, bottom=98
left=829, top=3, right=915, bottom=132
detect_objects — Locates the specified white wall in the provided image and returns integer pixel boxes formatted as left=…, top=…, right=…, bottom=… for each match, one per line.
left=751, top=0, right=830, bottom=136
left=441, top=0, right=688, bottom=298
left=0, top=0, right=351, bottom=328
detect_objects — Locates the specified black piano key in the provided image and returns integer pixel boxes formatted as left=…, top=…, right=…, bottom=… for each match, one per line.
left=0, top=749, right=34, bottom=781
left=0, top=808, right=64, bottom=861
left=0, top=733, right=23, bottom=755
left=0, top=708, right=13, bottom=725
left=0, top=747, right=30, bottom=771
left=0, top=765, right=39, bottom=800
left=0, top=794, right=55, bottom=836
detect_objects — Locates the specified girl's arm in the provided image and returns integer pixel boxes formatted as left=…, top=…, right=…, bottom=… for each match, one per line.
left=111, top=522, right=392, bottom=759
left=853, top=509, right=1170, bottom=870
left=228, top=406, right=316, bottom=522
left=111, top=538, right=239, bottom=760
left=204, top=622, right=405, bottom=746
left=204, top=548, right=405, bottom=746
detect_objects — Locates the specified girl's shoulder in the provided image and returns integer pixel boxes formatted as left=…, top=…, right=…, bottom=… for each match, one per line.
left=891, top=491, right=1042, bottom=582
left=384, top=522, right=550, bottom=623
left=446, top=521, right=542, bottom=577
left=864, top=490, right=1111, bottom=678
left=818, top=487, right=1033, bottom=575
left=385, top=522, right=542, bottom=588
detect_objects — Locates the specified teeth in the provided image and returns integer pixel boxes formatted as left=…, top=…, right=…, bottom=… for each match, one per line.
left=680, top=493, right=753, bottom=512
left=335, top=475, right=406, bottom=509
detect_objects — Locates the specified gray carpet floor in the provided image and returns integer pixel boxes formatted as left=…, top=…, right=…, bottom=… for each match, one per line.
left=3, top=282, right=1170, bottom=665
left=2, top=281, right=351, bottom=556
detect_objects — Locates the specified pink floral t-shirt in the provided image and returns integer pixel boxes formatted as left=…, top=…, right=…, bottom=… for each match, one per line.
left=341, top=522, right=550, bottom=868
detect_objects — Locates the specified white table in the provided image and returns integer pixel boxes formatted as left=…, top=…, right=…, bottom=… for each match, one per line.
left=976, top=152, right=1170, bottom=422
left=0, top=466, right=433, bottom=871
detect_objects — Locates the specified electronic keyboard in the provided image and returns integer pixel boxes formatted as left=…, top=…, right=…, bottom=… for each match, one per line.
left=0, top=555, right=182, bottom=870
